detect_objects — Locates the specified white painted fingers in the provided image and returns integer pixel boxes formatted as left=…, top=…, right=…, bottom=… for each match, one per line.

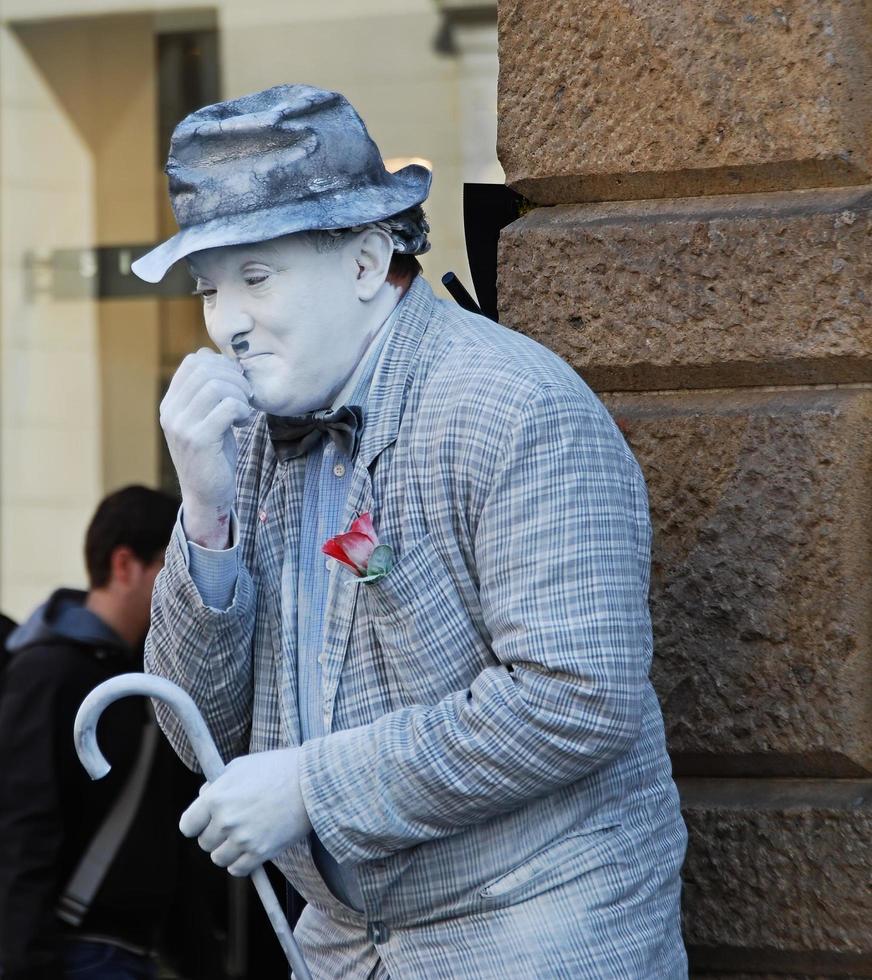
left=160, top=348, right=253, bottom=547
left=179, top=749, right=313, bottom=878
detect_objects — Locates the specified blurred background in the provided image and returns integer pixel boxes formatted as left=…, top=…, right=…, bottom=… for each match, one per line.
left=0, top=0, right=501, bottom=620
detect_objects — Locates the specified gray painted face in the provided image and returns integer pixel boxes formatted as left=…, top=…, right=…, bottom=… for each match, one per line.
left=189, top=232, right=396, bottom=417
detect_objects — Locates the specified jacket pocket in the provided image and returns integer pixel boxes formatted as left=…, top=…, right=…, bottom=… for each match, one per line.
left=360, top=534, right=495, bottom=704
left=479, top=823, right=624, bottom=904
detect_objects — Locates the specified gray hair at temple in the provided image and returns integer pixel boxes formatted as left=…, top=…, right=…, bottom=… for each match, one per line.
left=308, top=204, right=431, bottom=257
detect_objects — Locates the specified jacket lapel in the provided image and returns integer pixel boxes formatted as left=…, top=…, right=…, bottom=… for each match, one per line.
left=319, top=277, right=437, bottom=719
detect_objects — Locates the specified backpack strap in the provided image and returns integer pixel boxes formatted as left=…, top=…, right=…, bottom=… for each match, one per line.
left=57, top=707, right=159, bottom=927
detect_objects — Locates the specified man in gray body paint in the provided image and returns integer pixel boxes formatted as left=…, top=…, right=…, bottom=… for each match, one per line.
left=139, top=84, right=688, bottom=978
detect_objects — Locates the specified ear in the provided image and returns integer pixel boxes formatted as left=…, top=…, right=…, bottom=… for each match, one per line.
left=108, top=545, right=140, bottom=588
left=351, top=227, right=393, bottom=301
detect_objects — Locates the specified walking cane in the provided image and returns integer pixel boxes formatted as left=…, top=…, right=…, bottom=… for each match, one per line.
left=73, top=673, right=314, bottom=980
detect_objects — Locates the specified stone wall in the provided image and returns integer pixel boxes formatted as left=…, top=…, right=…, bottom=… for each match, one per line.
left=496, top=2, right=872, bottom=976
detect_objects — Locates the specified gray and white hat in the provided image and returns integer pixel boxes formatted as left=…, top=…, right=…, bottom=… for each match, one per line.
left=132, top=84, right=432, bottom=283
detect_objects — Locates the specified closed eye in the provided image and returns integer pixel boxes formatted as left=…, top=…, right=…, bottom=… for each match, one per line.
left=192, top=287, right=217, bottom=299
left=245, top=275, right=269, bottom=286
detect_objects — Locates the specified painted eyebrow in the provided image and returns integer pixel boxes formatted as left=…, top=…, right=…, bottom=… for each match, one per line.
left=239, top=244, right=285, bottom=267
left=186, top=247, right=286, bottom=278
left=239, top=257, right=289, bottom=275
left=185, top=259, right=267, bottom=279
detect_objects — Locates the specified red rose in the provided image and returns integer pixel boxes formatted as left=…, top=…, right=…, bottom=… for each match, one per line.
left=322, top=513, right=393, bottom=581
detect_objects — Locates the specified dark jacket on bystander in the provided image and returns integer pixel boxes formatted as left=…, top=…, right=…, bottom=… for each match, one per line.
left=0, top=589, right=208, bottom=980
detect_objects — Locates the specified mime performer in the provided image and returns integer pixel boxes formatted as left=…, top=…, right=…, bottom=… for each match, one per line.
left=136, top=84, right=688, bottom=978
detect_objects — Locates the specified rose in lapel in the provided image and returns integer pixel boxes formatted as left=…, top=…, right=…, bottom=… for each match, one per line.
left=322, top=512, right=394, bottom=583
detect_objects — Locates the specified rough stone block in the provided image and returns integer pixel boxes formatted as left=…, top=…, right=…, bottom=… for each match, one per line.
left=498, top=186, right=872, bottom=392
left=601, top=387, right=872, bottom=777
left=497, top=0, right=872, bottom=203
left=680, top=779, right=872, bottom=976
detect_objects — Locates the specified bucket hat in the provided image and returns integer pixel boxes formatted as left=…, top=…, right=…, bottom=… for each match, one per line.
left=132, top=84, right=432, bottom=283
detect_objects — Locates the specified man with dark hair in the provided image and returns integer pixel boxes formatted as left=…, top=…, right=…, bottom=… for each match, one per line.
left=84, top=487, right=177, bottom=590
left=0, top=486, right=190, bottom=979
left=141, top=85, right=687, bottom=977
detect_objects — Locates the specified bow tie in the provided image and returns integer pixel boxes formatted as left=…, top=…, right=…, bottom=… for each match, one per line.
left=266, top=405, right=363, bottom=462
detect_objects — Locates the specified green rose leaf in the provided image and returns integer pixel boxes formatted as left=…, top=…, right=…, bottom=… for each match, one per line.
left=358, top=544, right=394, bottom=583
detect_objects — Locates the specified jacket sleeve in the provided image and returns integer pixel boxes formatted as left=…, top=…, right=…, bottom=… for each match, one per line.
left=145, top=517, right=257, bottom=770
left=298, top=384, right=653, bottom=863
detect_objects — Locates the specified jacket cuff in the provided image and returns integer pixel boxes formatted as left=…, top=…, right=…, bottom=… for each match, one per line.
left=298, top=726, right=378, bottom=865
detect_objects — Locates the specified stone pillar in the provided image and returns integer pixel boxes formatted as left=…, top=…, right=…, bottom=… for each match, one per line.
left=497, top=3, right=872, bottom=977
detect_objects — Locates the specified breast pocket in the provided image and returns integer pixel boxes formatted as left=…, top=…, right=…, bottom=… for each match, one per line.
left=360, top=534, right=496, bottom=705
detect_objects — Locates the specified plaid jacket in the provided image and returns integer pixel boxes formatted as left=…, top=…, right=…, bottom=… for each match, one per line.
left=146, top=276, right=687, bottom=977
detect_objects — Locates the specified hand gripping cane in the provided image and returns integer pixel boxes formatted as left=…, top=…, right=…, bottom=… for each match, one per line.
left=73, top=673, right=314, bottom=980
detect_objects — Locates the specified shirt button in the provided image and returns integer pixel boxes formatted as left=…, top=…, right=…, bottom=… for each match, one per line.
left=366, top=921, right=390, bottom=945
left=332, top=462, right=346, bottom=478
left=325, top=559, right=332, bottom=570
left=318, top=652, right=327, bottom=665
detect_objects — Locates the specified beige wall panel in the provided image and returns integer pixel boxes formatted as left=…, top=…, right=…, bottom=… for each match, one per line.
left=603, top=387, right=872, bottom=777
left=223, top=0, right=435, bottom=24
left=0, top=0, right=423, bottom=22
left=680, top=779, right=872, bottom=975
left=498, top=0, right=872, bottom=204
left=91, top=20, right=159, bottom=244
left=0, top=14, right=159, bottom=616
left=15, top=14, right=160, bottom=495
left=3, top=500, right=99, bottom=603
left=1, top=298, right=103, bottom=356
left=2, top=109, right=93, bottom=190
left=0, top=24, right=103, bottom=619
left=87, top=16, right=160, bottom=491
left=3, top=346, right=102, bottom=427
left=0, top=0, right=209, bottom=20
left=0, top=190, right=96, bottom=273
left=99, top=302, right=160, bottom=492
left=499, top=187, right=872, bottom=392
left=3, top=423, right=96, bottom=505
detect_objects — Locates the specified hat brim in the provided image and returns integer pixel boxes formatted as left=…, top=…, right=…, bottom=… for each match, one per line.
left=132, top=164, right=432, bottom=284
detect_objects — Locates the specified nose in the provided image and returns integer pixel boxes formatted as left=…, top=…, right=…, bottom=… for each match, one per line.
left=205, top=294, right=254, bottom=351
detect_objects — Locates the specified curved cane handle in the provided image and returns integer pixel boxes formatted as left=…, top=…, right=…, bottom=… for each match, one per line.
left=73, top=673, right=313, bottom=980
left=74, top=673, right=225, bottom=781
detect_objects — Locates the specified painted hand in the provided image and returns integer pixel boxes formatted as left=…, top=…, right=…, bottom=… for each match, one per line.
left=179, top=747, right=313, bottom=877
left=159, top=348, right=252, bottom=546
